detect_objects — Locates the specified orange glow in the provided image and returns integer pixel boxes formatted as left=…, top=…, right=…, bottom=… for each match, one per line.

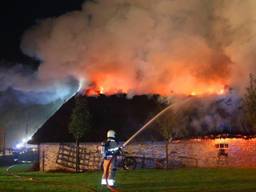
left=85, top=82, right=228, bottom=96
left=188, top=85, right=227, bottom=97
left=99, top=86, right=104, bottom=94
left=84, top=71, right=134, bottom=96
left=83, top=66, right=230, bottom=96
left=218, top=89, right=225, bottom=95
left=191, top=91, right=197, bottom=96
left=214, top=137, right=234, bottom=144
left=85, top=81, right=228, bottom=96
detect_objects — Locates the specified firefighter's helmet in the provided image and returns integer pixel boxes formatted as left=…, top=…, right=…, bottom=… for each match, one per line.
left=107, top=130, right=116, bottom=138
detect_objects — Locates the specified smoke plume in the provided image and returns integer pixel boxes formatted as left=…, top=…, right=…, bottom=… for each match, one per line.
left=20, top=0, right=256, bottom=96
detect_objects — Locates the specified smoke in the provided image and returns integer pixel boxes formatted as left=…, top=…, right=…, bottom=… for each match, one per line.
left=19, top=0, right=256, bottom=96
left=0, top=63, right=79, bottom=147
left=0, top=61, right=79, bottom=147
left=0, top=64, right=79, bottom=104
left=185, top=90, right=243, bottom=136
left=154, top=90, right=244, bottom=139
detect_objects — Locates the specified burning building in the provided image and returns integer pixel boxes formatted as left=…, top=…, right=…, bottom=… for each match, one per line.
left=4, top=0, right=256, bottom=157
left=19, top=0, right=256, bottom=171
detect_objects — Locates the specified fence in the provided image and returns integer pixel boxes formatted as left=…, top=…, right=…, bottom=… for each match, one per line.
left=56, top=143, right=102, bottom=171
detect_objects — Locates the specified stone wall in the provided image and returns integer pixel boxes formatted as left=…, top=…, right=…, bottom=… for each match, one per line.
left=168, top=138, right=256, bottom=168
left=39, top=138, right=256, bottom=172
left=39, top=142, right=165, bottom=172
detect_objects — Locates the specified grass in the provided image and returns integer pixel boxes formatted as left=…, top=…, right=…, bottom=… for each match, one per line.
left=1, top=164, right=256, bottom=192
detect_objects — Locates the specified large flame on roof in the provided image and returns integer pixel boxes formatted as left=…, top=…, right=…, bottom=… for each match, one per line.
left=83, top=70, right=229, bottom=96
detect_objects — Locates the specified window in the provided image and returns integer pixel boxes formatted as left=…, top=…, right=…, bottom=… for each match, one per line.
left=215, top=143, right=229, bottom=158
left=215, top=143, right=228, bottom=149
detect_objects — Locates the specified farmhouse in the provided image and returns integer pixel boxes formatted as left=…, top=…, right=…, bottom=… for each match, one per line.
left=30, top=94, right=256, bottom=172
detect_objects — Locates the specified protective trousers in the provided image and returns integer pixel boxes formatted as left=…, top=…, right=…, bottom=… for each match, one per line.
left=101, top=158, right=116, bottom=186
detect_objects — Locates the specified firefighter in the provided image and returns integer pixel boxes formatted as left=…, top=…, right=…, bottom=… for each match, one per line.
left=101, top=130, right=120, bottom=187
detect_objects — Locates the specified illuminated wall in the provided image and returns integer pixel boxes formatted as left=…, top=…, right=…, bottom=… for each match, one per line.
left=38, top=138, right=256, bottom=171
left=169, top=138, right=256, bottom=167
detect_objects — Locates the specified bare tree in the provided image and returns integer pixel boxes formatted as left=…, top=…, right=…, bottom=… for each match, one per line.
left=69, top=96, right=91, bottom=172
left=156, top=103, right=192, bottom=169
left=243, top=74, right=256, bottom=132
left=0, top=124, right=5, bottom=155
left=156, top=110, right=177, bottom=169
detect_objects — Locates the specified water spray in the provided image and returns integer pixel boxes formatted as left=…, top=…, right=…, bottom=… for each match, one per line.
left=122, top=98, right=192, bottom=148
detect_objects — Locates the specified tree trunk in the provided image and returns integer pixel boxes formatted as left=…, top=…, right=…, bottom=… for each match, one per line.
left=75, top=139, right=80, bottom=173
left=165, top=140, right=169, bottom=169
left=3, top=130, right=6, bottom=156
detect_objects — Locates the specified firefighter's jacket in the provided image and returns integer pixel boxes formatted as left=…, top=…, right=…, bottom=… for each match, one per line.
left=102, top=138, right=120, bottom=159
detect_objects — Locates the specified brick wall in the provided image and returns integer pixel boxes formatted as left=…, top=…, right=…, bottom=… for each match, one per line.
left=39, top=138, right=256, bottom=171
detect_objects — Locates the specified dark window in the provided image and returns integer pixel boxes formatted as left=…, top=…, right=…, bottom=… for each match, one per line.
left=215, top=143, right=228, bottom=149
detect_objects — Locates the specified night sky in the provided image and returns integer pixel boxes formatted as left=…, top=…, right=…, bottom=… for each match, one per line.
left=0, top=0, right=86, bottom=147
left=0, top=0, right=85, bottom=67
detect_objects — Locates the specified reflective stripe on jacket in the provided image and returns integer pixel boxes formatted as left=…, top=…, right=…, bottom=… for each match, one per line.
left=103, top=139, right=119, bottom=157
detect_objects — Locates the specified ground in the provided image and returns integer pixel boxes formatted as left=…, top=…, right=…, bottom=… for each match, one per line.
left=1, top=165, right=256, bottom=192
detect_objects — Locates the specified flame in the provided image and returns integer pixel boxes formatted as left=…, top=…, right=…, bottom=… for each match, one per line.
left=191, top=91, right=197, bottom=96
left=218, top=89, right=225, bottom=95
left=84, top=71, right=134, bottom=96
left=189, top=86, right=227, bottom=97
left=99, top=86, right=104, bottom=94
left=86, top=83, right=228, bottom=96
left=83, top=67, right=230, bottom=96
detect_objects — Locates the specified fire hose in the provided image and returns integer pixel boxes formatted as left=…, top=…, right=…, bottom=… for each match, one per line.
left=104, top=98, right=191, bottom=191
left=103, top=103, right=175, bottom=191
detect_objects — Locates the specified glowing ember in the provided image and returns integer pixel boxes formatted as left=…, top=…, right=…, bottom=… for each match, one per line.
left=187, top=85, right=227, bottom=97
left=191, top=91, right=197, bottom=96
left=99, top=86, right=104, bottom=94
left=218, top=89, right=225, bottom=95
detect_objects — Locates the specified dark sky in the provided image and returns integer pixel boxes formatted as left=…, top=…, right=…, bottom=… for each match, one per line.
left=0, top=0, right=85, bottom=68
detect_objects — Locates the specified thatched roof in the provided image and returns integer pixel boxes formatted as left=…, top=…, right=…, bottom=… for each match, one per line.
left=30, top=93, right=255, bottom=144
left=30, top=94, right=165, bottom=144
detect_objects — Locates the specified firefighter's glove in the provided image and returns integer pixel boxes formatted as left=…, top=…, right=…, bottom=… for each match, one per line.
left=117, top=147, right=123, bottom=155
